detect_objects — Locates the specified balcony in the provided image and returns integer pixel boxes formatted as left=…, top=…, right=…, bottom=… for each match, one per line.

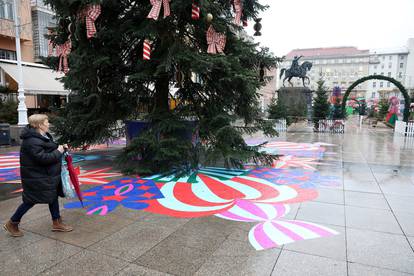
left=369, top=56, right=380, bottom=64
left=30, top=0, right=53, bottom=12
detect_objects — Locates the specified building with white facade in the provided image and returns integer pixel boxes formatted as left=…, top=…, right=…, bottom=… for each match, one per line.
left=278, top=38, right=414, bottom=106
left=278, top=47, right=370, bottom=97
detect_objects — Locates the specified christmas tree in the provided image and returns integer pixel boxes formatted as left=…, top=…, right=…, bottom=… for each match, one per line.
left=312, top=80, right=330, bottom=129
left=332, top=98, right=344, bottom=120
left=45, top=0, right=281, bottom=174
left=267, top=96, right=290, bottom=124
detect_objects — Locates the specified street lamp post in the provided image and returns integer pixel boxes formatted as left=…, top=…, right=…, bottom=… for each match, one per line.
left=12, top=0, right=28, bottom=126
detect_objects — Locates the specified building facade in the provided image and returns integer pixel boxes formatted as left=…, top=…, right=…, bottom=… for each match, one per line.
left=0, top=0, right=34, bottom=62
left=278, top=39, right=414, bottom=106
left=0, top=0, right=68, bottom=113
left=31, top=0, right=55, bottom=61
left=278, top=47, right=370, bottom=98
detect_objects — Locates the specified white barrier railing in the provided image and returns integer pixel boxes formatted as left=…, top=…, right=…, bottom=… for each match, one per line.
left=316, top=119, right=345, bottom=133
left=274, top=119, right=287, bottom=132
left=395, top=121, right=414, bottom=137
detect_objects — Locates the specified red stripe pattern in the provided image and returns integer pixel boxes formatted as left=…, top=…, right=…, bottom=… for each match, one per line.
left=191, top=1, right=200, bottom=20
left=206, top=26, right=226, bottom=54
left=56, top=39, right=72, bottom=74
left=143, top=39, right=152, bottom=60
left=147, top=0, right=171, bottom=20
left=79, top=4, right=101, bottom=39
left=233, top=0, right=242, bottom=25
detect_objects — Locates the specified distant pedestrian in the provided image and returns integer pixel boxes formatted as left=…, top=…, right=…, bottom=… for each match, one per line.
left=3, top=114, right=73, bottom=237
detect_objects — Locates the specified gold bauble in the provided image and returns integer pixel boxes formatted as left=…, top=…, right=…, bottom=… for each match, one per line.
left=206, top=13, right=213, bottom=23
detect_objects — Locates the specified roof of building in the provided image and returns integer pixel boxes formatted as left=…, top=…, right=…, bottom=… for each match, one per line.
left=285, top=47, right=369, bottom=59
left=369, top=47, right=409, bottom=55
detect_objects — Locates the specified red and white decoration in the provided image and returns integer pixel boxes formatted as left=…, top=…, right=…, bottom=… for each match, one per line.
left=191, top=0, right=200, bottom=20
left=78, top=4, right=102, bottom=39
left=143, top=39, right=152, bottom=60
left=206, top=26, right=226, bottom=54
left=233, top=0, right=243, bottom=25
left=56, top=39, right=72, bottom=74
left=147, top=0, right=171, bottom=20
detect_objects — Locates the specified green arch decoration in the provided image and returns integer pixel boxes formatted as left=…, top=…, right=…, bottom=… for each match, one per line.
left=341, top=75, right=410, bottom=122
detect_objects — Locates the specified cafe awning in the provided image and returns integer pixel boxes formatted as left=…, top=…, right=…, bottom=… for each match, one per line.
left=0, top=59, right=69, bottom=96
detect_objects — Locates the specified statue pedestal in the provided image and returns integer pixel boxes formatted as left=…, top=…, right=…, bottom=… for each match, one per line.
left=278, top=87, right=313, bottom=123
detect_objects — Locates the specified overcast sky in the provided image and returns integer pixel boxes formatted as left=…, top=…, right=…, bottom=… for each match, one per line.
left=247, top=0, right=414, bottom=56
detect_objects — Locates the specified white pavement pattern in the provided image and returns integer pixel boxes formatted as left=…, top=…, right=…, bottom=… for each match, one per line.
left=1, top=116, right=414, bottom=275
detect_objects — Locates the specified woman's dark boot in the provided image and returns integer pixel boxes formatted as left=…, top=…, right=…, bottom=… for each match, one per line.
left=3, top=220, right=24, bottom=237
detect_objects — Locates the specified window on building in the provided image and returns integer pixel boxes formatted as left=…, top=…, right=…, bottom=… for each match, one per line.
left=388, top=63, right=392, bottom=69
left=400, top=63, right=404, bottom=68
left=387, top=82, right=391, bottom=87
left=399, top=72, right=402, bottom=78
left=400, top=56, right=404, bottom=60
left=389, top=56, right=392, bottom=60
left=374, top=65, right=377, bottom=69
left=387, top=72, right=391, bottom=77
left=0, top=1, right=14, bottom=20
left=381, top=64, right=384, bottom=69
left=0, top=49, right=17, bottom=60
left=372, top=92, right=376, bottom=98
left=373, top=82, right=376, bottom=88
left=381, top=72, right=384, bottom=75
left=382, top=56, right=385, bottom=60
left=380, top=82, right=383, bottom=87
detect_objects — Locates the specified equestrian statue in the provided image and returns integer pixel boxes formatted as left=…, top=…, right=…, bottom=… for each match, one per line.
left=280, top=55, right=313, bottom=87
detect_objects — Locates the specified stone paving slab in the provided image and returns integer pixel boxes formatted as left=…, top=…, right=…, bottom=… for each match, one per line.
left=271, top=250, right=347, bottom=276
left=195, top=238, right=280, bottom=276
left=348, top=262, right=414, bottom=276
left=345, top=206, right=403, bottom=234
left=283, top=224, right=346, bottom=261
left=0, top=238, right=82, bottom=276
left=38, top=249, right=129, bottom=276
left=344, top=190, right=390, bottom=210
left=296, top=201, right=345, bottom=227
left=346, top=228, right=414, bottom=274
left=384, top=194, right=414, bottom=214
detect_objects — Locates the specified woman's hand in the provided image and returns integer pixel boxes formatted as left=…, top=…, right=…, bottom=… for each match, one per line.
left=57, top=145, right=65, bottom=153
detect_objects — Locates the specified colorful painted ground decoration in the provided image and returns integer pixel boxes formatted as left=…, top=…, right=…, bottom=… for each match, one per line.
left=63, top=167, right=338, bottom=250
left=249, top=168, right=341, bottom=189
left=216, top=200, right=338, bottom=250
left=64, top=178, right=163, bottom=215
left=272, top=155, right=324, bottom=170
left=0, top=168, right=20, bottom=182
left=0, top=152, right=20, bottom=169
left=0, top=140, right=341, bottom=251
left=142, top=171, right=318, bottom=218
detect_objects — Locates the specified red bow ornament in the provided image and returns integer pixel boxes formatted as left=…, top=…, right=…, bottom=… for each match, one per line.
left=233, top=0, right=243, bottom=25
left=147, top=0, right=171, bottom=20
left=79, top=4, right=101, bottom=38
left=57, top=39, right=72, bottom=74
left=206, top=26, right=226, bottom=54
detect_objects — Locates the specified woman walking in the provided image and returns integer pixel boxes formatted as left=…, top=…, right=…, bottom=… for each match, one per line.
left=3, top=114, right=73, bottom=237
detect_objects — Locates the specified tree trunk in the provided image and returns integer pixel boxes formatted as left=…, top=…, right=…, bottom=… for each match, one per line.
left=153, top=75, right=170, bottom=113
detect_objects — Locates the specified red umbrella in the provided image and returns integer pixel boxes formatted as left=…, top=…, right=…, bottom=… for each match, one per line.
left=65, top=152, right=83, bottom=207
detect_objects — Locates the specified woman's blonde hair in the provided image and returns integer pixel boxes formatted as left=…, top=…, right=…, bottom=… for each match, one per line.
left=28, top=114, right=48, bottom=129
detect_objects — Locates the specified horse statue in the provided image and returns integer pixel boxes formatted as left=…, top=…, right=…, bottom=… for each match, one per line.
left=279, top=61, right=313, bottom=87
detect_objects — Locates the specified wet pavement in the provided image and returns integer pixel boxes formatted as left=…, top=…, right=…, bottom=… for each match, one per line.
left=1, top=116, right=414, bottom=276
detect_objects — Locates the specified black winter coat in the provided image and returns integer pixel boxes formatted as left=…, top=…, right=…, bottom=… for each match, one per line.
left=20, top=125, right=63, bottom=204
